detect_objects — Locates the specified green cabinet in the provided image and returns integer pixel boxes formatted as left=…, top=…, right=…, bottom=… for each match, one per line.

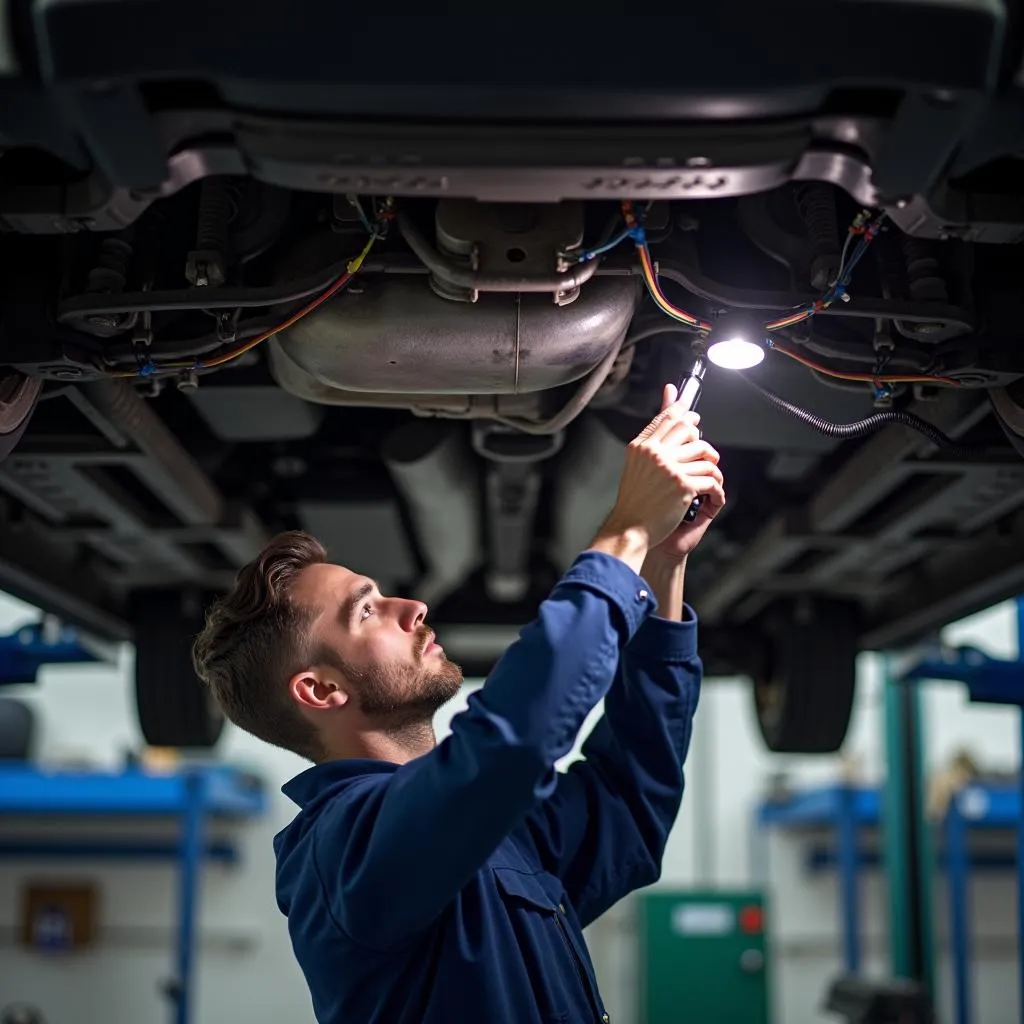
left=637, top=889, right=771, bottom=1024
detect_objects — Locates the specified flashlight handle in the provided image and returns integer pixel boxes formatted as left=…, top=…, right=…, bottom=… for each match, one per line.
left=676, top=372, right=703, bottom=414
left=675, top=355, right=707, bottom=523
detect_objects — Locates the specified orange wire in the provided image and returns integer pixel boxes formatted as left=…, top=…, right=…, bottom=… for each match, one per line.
left=198, top=267, right=355, bottom=369
left=624, top=199, right=955, bottom=388
left=111, top=232, right=378, bottom=379
left=110, top=268, right=355, bottom=378
left=770, top=343, right=961, bottom=386
left=637, top=246, right=712, bottom=331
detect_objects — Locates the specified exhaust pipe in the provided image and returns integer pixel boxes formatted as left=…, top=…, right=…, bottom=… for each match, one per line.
left=473, top=423, right=563, bottom=603
left=550, top=414, right=626, bottom=571
left=382, top=421, right=481, bottom=608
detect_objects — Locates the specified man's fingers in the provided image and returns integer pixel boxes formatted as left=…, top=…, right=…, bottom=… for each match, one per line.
left=672, top=439, right=720, bottom=466
left=687, top=474, right=726, bottom=499
left=697, top=483, right=727, bottom=520
left=646, top=404, right=700, bottom=443
left=632, top=402, right=682, bottom=442
left=631, top=415, right=663, bottom=443
left=661, top=382, right=678, bottom=411
left=659, top=419, right=703, bottom=450
left=682, top=460, right=724, bottom=487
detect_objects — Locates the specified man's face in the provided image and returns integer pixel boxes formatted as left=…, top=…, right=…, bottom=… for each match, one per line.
left=290, top=562, right=464, bottom=723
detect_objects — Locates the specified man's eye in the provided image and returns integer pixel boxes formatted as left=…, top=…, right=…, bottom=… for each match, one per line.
left=360, top=603, right=373, bottom=621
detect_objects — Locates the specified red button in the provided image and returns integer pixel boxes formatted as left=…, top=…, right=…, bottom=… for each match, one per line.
left=739, top=905, right=763, bottom=933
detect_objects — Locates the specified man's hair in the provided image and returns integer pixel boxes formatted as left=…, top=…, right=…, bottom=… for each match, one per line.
left=192, top=530, right=329, bottom=762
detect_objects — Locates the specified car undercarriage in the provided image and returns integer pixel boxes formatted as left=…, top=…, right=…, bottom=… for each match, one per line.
left=1, top=2, right=1022, bottom=753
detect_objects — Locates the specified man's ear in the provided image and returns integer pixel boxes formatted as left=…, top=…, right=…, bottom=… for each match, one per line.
left=289, top=667, right=350, bottom=711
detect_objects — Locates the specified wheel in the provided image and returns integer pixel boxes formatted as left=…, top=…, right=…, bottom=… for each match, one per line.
left=750, top=597, right=860, bottom=754
left=990, top=382, right=1024, bottom=459
left=0, top=371, right=42, bottom=461
left=132, top=589, right=224, bottom=749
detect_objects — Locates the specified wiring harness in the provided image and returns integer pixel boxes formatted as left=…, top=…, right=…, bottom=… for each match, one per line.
left=111, top=199, right=394, bottom=380
left=100, top=189, right=984, bottom=454
left=617, top=199, right=887, bottom=333
left=109, top=193, right=960, bottom=409
left=612, top=202, right=980, bottom=452
left=615, top=200, right=959, bottom=389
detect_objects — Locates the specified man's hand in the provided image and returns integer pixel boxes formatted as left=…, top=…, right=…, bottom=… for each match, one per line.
left=589, top=386, right=724, bottom=575
left=647, top=382, right=726, bottom=563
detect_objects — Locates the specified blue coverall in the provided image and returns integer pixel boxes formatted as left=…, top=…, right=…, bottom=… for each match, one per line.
left=274, top=550, right=703, bottom=1023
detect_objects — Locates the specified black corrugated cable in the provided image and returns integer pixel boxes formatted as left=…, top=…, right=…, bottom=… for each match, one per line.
left=738, top=375, right=990, bottom=458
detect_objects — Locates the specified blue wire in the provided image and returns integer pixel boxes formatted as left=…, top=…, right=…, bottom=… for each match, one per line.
left=564, top=227, right=634, bottom=263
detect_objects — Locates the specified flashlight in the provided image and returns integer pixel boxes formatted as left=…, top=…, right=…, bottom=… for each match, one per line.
left=675, top=347, right=708, bottom=523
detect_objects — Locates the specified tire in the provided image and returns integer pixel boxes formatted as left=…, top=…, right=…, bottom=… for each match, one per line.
left=751, top=597, right=860, bottom=754
left=990, top=383, right=1024, bottom=459
left=133, top=589, right=224, bottom=749
left=0, top=371, right=42, bottom=461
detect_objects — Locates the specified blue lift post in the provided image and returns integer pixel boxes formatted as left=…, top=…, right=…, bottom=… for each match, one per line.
left=894, top=594, right=1024, bottom=1024
left=945, top=794, right=970, bottom=1024
left=941, top=783, right=1021, bottom=1024
left=757, top=785, right=880, bottom=976
left=176, top=770, right=206, bottom=1024
left=836, top=784, right=860, bottom=975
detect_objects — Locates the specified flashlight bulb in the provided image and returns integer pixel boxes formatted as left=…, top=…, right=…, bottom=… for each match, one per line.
left=707, top=336, right=766, bottom=370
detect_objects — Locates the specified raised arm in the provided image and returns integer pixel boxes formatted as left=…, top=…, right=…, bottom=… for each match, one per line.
left=521, top=385, right=726, bottom=925
left=521, top=558, right=704, bottom=927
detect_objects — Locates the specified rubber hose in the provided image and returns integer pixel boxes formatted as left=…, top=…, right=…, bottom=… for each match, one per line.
left=739, top=376, right=986, bottom=457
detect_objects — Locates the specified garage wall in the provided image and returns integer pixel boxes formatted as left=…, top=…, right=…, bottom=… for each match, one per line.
left=0, top=591, right=1019, bottom=1024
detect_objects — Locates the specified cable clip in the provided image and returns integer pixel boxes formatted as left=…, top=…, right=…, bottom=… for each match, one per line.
left=626, top=225, right=647, bottom=246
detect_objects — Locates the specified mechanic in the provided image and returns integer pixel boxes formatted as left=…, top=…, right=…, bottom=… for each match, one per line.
left=191, top=385, right=725, bottom=1024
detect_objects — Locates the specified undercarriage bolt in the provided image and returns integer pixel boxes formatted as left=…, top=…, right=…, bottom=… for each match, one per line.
left=86, top=238, right=133, bottom=294
left=176, top=369, right=199, bottom=393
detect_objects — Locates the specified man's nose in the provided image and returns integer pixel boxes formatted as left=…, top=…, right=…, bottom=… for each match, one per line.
left=395, top=598, right=428, bottom=632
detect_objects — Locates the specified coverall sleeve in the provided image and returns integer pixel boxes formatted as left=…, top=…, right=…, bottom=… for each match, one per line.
left=521, top=608, right=702, bottom=927
left=312, top=551, right=656, bottom=949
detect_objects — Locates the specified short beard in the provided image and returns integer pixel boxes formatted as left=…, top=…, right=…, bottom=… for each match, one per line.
left=341, top=658, right=464, bottom=734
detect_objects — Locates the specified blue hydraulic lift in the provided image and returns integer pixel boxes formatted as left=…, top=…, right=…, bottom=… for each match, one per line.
left=892, top=596, right=1024, bottom=1024
left=758, top=596, right=1024, bottom=1024
left=0, top=618, right=113, bottom=684
left=0, top=621, right=267, bottom=1024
